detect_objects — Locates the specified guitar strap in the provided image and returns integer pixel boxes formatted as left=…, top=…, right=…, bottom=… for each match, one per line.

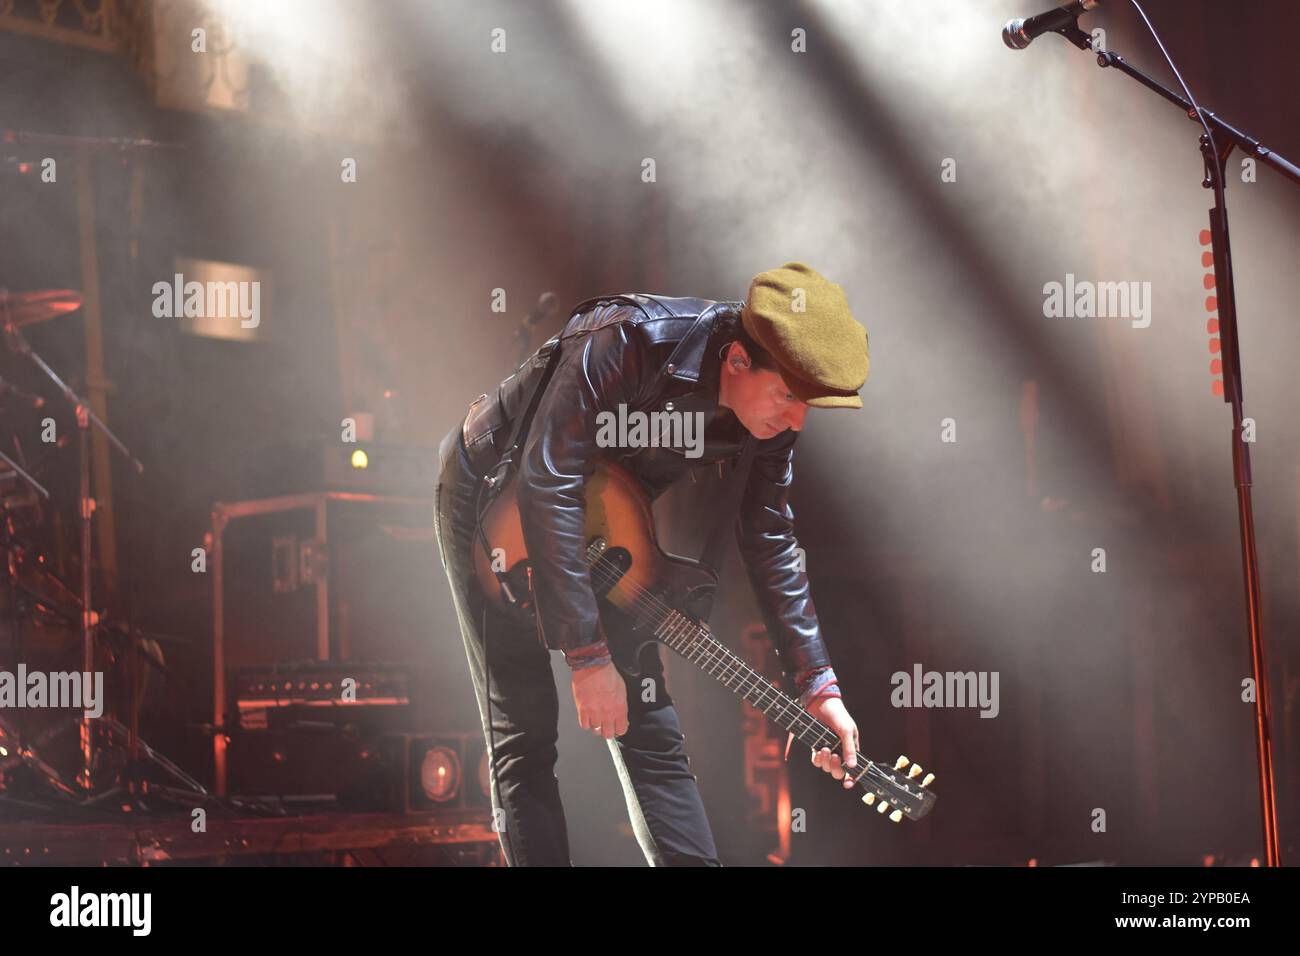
left=495, top=337, right=563, bottom=482
left=694, top=434, right=757, bottom=622
left=473, top=335, right=563, bottom=610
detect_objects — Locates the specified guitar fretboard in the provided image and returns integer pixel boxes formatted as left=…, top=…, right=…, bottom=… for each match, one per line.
left=589, top=542, right=840, bottom=754
left=654, top=608, right=837, bottom=752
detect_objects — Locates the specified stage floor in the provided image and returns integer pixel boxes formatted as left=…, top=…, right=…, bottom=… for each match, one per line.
left=0, top=806, right=500, bottom=866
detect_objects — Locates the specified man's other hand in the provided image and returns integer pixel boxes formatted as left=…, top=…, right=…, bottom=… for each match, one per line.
left=807, top=697, right=860, bottom=789
left=572, top=662, right=629, bottom=740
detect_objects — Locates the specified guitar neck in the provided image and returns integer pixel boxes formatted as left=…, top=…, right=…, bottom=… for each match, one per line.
left=583, top=540, right=935, bottom=822
left=652, top=607, right=839, bottom=754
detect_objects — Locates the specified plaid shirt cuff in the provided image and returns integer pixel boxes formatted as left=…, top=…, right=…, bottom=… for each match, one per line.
left=796, top=666, right=841, bottom=710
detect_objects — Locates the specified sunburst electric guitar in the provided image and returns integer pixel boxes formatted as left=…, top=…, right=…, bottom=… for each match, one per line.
left=472, top=459, right=938, bottom=824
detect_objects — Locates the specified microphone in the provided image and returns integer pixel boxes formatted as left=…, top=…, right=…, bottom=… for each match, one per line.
left=1003, top=0, right=1101, bottom=50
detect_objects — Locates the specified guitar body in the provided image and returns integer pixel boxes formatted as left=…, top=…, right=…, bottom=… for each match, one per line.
left=471, top=459, right=719, bottom=678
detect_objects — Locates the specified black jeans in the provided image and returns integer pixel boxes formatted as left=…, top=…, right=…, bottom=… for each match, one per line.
left=433, top=426, right=721, bottom=866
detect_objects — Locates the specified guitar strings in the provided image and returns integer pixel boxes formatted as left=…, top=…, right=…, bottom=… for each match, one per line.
left=585, top=556, right=819, bottom=723
left=582, top=553, right=897, bottom=791
left=577, top=547, right=929, bottom=808
left=585, top=556, right=915, bottom=801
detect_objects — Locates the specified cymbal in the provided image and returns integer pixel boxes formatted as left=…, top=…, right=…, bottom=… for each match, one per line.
left=0, top=289, right=82, bottom=327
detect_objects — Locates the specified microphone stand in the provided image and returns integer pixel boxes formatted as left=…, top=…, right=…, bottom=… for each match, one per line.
left=1043, top=18, right=1295, bottom=866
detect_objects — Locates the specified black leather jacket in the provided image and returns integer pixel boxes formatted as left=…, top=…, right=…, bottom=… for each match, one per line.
left=460, top=293, right=836, bottom=704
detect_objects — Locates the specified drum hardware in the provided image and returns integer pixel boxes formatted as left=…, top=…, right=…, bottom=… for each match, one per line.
left=0, top=288, right=205, bottom=812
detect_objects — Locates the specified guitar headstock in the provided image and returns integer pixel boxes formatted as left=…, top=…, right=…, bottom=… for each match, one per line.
left=854, top=755, right=937, bottom=823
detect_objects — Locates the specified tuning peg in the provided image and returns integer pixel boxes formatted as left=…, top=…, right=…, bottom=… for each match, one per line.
left=876, top=801, right=889, bottom=814
left=907, top=764, right=922, bottom=779
left=894, top=756, right=910, bottom=770
left=922, top=772, right=935, bottom=788
left=862, top=792, right=875, bottom=806
left=889, top=810, right=903, bottom=823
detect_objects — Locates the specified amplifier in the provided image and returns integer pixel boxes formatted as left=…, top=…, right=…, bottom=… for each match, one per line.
left=231, top=660, right=412, bottom=732
left=396, top=732, right=492, bottom=813
left=226, top=728, right=491, bottom=814
left=211, top=490, right=480, bottom=796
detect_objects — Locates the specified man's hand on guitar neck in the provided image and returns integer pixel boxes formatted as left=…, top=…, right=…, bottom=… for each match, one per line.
left=806, top=697, right=860, bottom=789
left=571, top=662, right=629, bottom=740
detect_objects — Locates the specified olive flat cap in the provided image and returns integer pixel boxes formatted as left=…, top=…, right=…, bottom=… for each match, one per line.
left=741, top=261, right=870, bottom=408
